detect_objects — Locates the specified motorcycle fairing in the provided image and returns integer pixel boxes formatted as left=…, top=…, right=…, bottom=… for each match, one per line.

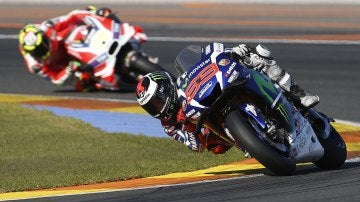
left=65, top=15, right=135, bottom=78
left=290, top=111, right=324, bottom=162
left=239, top=103, right=267, bottom=129
left=177, top=50, right=237, bottom=121
left=177, top=42, right=325, bottom=163
left=242, top=71, right=324, bottom=162
left=177, top=43, right=294, bottom=129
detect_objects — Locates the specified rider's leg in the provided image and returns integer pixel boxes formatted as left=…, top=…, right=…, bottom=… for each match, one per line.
left=264, top=64, right=319, bottom=109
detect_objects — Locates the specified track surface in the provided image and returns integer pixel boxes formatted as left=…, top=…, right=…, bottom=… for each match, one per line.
left=0, top=3, right=360, bottom=201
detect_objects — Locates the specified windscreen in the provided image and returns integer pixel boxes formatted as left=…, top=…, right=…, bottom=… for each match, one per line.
left=174, top=45, right=201, bottom=76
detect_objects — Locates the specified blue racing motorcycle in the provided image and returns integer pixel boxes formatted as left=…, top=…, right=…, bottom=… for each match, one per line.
left=174, top=42, right=346, bottom=175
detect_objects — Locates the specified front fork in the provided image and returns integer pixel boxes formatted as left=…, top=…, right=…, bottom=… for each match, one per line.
left=203, top=103, right=268, bottom=150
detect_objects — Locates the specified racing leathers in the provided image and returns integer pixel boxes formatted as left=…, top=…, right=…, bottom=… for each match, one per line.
left=230, top=44, right=320, bottom=109
left=19, top=7, right=148, bottom=91
left=161, top=108, right=233, bottom=154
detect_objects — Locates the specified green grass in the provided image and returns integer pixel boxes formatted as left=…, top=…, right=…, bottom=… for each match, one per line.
left=0, top=103, right=244, bottom=193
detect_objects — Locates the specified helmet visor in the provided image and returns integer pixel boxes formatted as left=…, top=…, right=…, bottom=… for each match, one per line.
left=137, top=71, right=178, bottom=120
left=30, top=38, right=50, bottom=58
left=142, top=94, right=169, bottom=118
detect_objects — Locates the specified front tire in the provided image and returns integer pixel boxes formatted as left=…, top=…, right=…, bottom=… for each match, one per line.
left=313, top=125, right=347, bottom=169
left=224, top=110, right=296, bottom=175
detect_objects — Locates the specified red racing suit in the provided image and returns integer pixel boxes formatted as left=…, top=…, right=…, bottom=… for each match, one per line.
left=19, top=9, right=147, bottom=90
left=160, top=109, right=232, bottom=154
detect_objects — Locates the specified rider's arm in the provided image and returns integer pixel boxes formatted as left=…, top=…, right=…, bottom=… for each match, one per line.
left=132, top=25, right=148, bottom=43
left=230, top=44, right=292, bottom=91
left=19, top=51, right=70, bottom=84
left=40, top=10, right=90, bottom=34
left=25, top=59, right=79, bottom=86
left=161, top=118, right=204, bottom=152
left=228, top=43, right=277, bottom=71
left=19, top=47, right=48, bottom=79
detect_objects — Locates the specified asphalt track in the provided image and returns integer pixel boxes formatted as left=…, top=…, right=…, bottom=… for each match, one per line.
left=0, top=2, right=360, bottom=202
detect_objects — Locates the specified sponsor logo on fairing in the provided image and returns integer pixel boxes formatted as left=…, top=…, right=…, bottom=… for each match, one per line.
left=96, top=53, right=108, bottom=63
left=191, top=112, right=201, bottom=120
left=89, top=53, right=108, bottom=68
left=113, top=22, right=120, bottom=38
left=186, top=109, right=196, bottom=117
left=218, top=59, right=230, bottom=67
left=205, top=45, right=211, bottom=55
left=245, top=104, right=257, bottom=116
left=213, top=43, right=224, bottom=52
left=227, top=70, right=239, bottom=83
left=225, top=62, right=237, bottom=77
left=188, top=58, right=211, bottom=79
left=199, top=81, right=212, bottom=98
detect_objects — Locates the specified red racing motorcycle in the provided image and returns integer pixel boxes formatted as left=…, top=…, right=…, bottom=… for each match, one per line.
left=65, top=13, right=165, bottom=91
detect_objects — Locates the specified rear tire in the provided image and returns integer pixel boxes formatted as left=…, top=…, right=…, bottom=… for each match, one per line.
left=129, top=53, right=167, bottom=75
left=313, top=126, right=347, bottom=169
left=224, top=110, right=296, bottom=175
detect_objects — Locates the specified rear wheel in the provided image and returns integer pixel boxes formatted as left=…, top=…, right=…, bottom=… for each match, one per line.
left=224, top=110, right=296, bottom=175
left=129, top=52, right=167, bottom=75
left=313, top=126, right=347, bottom=169
left=116, top=50, right=167, bottom=92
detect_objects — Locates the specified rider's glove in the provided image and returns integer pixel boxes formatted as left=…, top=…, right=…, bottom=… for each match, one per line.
left=183, top=131, right=204, bottom=152
left=30, top=64, right=42, bottom=74
left=67, top=61, right=82, bottom=72
left=246, top=53, right=277, bottom=72
left=232, top=44, right=251, bottom=58
left=165, top=126, right=204, bottom=152
left=246, top=53, right=268, bottom=71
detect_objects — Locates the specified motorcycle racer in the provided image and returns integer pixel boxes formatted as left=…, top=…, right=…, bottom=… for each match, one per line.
left=18, top=6, right=148, bottom=91
left=135, top=42, right=320, bottom=154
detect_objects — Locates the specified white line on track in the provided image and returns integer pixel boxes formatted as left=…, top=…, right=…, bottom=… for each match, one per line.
left=1, top=174, right=265, bottom=201
left=335, top=119, right=360, bottom=127
left=1, top=34, right=360, bottom=45
left=0, top=35, right=17, bottom=39
left=5, top=156, right=360, bottom=201
left=148, top=36, right=360, bottom=45
left=2, top=94, right=360, bottom=200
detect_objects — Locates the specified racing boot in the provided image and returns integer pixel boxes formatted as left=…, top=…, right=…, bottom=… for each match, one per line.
left=288, top=84, right=320, bottom=109
left=246, top=44, right=320, bottom=109
left=277, top=71, right=319, bottom=109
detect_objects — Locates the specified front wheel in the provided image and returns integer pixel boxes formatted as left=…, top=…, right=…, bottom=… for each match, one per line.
left=313, top=125, right=347, bottom=169
left=224, top=110, right=296, bottom=175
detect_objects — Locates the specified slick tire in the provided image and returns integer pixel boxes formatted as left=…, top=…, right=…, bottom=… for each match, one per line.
left=313, top=125, right=347, bottom=169
left=130, top=54, right=167, bottom=75
left=224, top=110, right=296, bottom=176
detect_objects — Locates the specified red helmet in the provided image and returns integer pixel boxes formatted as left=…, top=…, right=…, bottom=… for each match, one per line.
left=136, top=71, right=178, bottom=120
